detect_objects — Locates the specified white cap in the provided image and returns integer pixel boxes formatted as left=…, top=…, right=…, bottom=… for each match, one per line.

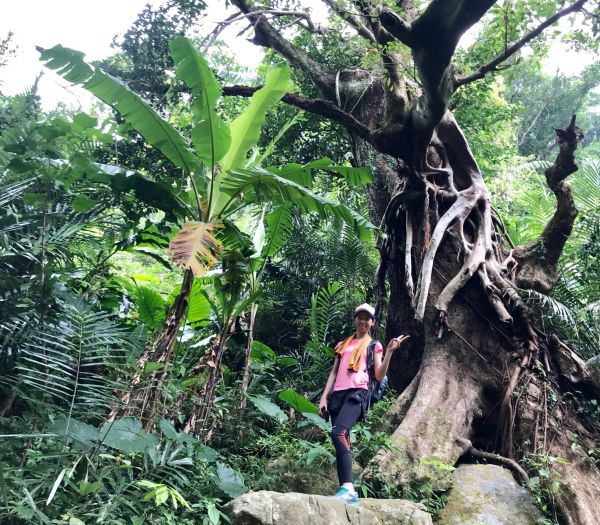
left=355, top=303, right=375, bottom=319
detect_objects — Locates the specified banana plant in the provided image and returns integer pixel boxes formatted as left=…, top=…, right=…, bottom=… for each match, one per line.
left=39, top=37, right=375, bottom=434
left=39, top=38, right=372, bottom=273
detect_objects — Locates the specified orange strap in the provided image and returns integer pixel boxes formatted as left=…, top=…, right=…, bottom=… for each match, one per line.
left=335, top=334, right=372, bottom=372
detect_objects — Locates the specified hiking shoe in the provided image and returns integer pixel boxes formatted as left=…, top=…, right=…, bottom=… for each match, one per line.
left=333, top=487, right=358, bottom=505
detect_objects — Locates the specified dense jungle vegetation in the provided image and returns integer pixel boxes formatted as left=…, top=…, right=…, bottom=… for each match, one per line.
left=1, top=1, right=599, bottom=524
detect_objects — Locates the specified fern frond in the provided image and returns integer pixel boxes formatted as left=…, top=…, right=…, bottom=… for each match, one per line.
left=309, top=282, right=343, bottom=345
left=13, top=299, right=131, bottom=416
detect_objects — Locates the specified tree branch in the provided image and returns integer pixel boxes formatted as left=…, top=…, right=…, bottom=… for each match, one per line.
left=221, top=9, right=328, bottom=35
left=514, top=116, right=584, bottom=293
left=379, top=1, right=496, bottom=141
left=321, top=0, right=377, bottom=44
left=456, top=0, right=590, bottom=88
left=411, top=0, right=496, bottom=122
left=230, top=0, right=335, bottom=97
left=378, top=8, right=413, bottom=46
left=222, top=85, right=373, bottom=141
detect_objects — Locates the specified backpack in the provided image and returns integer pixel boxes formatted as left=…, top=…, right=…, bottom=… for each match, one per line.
left=366, top=340, right=388, bottom=409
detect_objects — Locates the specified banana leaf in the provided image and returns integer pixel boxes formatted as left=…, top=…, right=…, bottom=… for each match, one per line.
left=39, top=45, right=203, bottom=178
left=169, top=37, right=231, bottom=166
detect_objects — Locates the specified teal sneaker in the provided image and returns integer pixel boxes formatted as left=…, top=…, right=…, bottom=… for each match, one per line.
left=333, top=487, right=359, bottom=505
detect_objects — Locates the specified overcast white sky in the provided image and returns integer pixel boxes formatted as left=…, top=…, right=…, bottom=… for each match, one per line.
left=0, top=1, right=594, bottom=111
left=0, top=0, right=268, bottom=109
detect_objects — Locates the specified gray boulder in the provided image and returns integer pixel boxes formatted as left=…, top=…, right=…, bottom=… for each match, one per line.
left=221, top=490, right=432, bottom=525
left=438, top=464, right=540, bottom=525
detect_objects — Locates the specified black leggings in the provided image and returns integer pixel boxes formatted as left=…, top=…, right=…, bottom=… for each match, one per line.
left=329, top=395, right=363, bottom=485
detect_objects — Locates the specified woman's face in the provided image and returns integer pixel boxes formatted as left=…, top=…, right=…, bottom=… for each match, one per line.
left=354, top=312, right=374, bottom=335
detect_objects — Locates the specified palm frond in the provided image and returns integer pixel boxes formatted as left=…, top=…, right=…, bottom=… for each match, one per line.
left=572, top=159, right=600, bottom=213
left=220, top=167, right=375, bottom=241
left=0, top=176, right=38, bottom=207
left=13, top=299, right=131, bottom=417
left=310, top=282, right=343, bottom=345
left=522, top=289, right=579, bottom=334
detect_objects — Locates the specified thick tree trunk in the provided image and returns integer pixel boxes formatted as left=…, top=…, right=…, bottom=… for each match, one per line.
left=351, top=102, right=600, bottom=523
left=365, top=238, right=508, bottom=485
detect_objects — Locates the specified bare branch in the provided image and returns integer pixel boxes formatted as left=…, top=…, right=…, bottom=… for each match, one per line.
left=379, top=1, right=496, bottom=138
left=456, top=0, right=590, bottom=87
left=378, top=8, right=413, bottom=46
left=321, top=0, right=377, bottom=44
left=220, top=8, right=328, bottom=35
left=514, top=116, right=584, bottom=293
left=222, top=85, right=373, bottom=141
left=405, top=209, right=415, bottom=298
left=230, top=0, right=335, bottom=96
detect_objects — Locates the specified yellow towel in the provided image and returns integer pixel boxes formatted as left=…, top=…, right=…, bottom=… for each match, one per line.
left=335, top=334, right=372, bottom=372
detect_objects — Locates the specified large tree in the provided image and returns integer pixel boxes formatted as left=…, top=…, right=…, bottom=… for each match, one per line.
left=215, top=1, right=600, bottom=522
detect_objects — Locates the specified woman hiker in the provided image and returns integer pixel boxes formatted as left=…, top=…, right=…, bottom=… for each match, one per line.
left=318, top=303, right=410, bottom=505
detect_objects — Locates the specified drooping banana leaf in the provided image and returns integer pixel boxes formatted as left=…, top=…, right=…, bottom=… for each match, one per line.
left=169, top=37, right=231, bottom=166
left=220, top=167, right=375, bottom=241
left=39, top=45, right=203, bottom=178
left=168, top=221, right=221, bottom=276
left=268, top=157, right=373, bottom=189
left=70, top=153, right=190, bottom=218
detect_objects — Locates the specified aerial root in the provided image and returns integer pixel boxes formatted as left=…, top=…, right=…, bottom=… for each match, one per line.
left=456, top=437, right=529, bottom=483
left=413, top=188, right=484, bottom=319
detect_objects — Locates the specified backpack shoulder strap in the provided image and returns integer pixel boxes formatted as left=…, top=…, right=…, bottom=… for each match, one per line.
left=366, top=339, right=379, bottom=374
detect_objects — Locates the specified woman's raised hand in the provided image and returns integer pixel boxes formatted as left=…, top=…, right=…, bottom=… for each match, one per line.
left=386, top=335, right=410, bottom=352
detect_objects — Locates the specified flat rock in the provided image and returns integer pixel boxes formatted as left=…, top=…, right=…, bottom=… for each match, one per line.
left=221, top=490, right=432, bottom=525
left=438, top=464, right=541, bottom=525
left=360, top=498, right=432, bottom=525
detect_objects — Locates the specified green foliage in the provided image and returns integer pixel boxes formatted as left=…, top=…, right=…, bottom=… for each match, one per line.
left=247, top=394, right=289, bottom=424
left=310, top=282, right=343, bottom=345
left=505, top=62, right=600, bottom=159
left=169, top=36, right=231, bottom=166
left=215, top=462, right=247, bottom=498
left=279, top=389, right=318, bottom=414
left=12, top=298, right=130, bottom=415
left=220, top=64, right=290, bottom=172
left=524, top=454, right=568, bottom=524
left=40, top=45, right=204, bottom=177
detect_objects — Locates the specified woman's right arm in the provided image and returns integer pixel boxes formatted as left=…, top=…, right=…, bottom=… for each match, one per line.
left=319, top=358, right=339, bottom=416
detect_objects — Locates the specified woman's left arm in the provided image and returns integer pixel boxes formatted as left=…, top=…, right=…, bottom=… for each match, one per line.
left=374, top=335, right=410, bottom=380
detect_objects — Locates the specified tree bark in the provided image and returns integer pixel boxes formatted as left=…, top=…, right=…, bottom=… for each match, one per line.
left=108, top=270, right=194, bottom=428
left=237, top=304, right=257, bottom=420
left=184, top=317, right=235, bottom=441
left=355, top=114, right=600, bottom=524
